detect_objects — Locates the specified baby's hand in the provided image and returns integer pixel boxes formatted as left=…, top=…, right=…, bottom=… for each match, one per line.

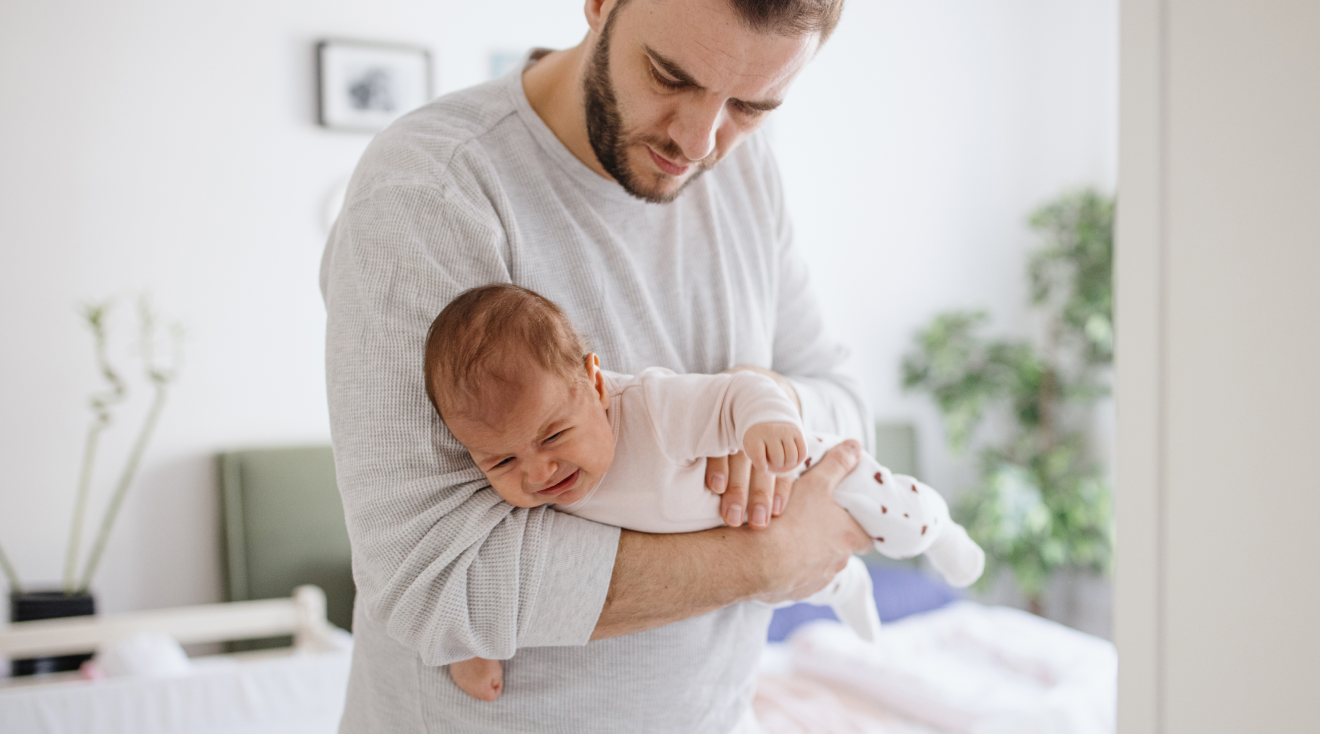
left=450, top=657, right=504, bottom=701
left=743, top=422, right=807, bottom=475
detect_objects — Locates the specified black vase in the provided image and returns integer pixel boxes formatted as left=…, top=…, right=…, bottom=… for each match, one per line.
left=9, top=590, right=96, bottom=677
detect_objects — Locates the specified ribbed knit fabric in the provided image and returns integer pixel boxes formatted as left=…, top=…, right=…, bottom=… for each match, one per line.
left=321, top=58, right=872, bottom=733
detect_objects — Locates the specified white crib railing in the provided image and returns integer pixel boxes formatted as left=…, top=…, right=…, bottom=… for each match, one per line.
left=0, top=585, right=338, bottom=660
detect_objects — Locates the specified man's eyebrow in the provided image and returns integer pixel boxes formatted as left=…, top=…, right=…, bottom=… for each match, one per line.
left=644, top=45, right=704, bottom=88
left=644, top=45, right=783, bottom=113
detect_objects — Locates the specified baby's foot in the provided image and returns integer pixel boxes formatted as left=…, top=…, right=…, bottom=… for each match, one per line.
left=449, top=657, right=504, bottom=701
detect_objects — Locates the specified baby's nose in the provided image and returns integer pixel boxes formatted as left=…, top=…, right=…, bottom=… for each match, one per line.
left=530, top=459, right=559, bottom=485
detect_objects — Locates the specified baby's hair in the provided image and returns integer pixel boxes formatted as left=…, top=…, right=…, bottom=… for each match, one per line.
left=424, top=284, right=590, bottom=419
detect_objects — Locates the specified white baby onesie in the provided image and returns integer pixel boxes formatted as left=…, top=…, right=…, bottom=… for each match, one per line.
left=559, top=368, right=985, bottom=642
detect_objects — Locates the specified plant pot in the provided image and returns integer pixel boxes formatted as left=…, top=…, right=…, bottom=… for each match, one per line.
left=9, top=589, right=96, bottom=677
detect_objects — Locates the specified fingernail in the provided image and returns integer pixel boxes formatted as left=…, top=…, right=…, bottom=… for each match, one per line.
left=727, top=505, right=743, bottom=527
left=751, top=505, right=768, bottom=527
left=711, top=475, right=726, bottom=493
left=773, top=496, right=784, bottom=516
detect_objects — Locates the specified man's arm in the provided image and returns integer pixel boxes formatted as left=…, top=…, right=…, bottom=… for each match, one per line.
left=707, top=137, right=875, bottom=528
left=325, top=170, right=624, bottom=665
left=593, top=440, right=870, bottom=640
left=765, top=153, right=873, bottom=448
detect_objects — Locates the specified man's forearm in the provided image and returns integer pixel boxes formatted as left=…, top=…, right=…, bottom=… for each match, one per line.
left=589, top=527, right=764, bottom=640
left=589, top=441, right=868, bottom=641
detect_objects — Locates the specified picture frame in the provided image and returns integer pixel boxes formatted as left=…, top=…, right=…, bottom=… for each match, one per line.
left=317, top=39, right=433, bottom=133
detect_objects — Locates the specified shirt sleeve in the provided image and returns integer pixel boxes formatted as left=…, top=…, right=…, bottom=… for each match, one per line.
left=321, top=169, right=619, bottom=665
left=637, top=369, right=802, bottom=463
left=761, top=143, right=875, bottom=451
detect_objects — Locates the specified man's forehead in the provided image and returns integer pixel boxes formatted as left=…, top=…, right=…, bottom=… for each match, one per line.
left=627, top=0, right=819, bottom=97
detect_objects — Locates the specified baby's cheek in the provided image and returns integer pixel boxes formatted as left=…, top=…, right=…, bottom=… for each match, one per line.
left=588, top=431, right=617, bottom=476
left=490, top=478, right=534, bottom=507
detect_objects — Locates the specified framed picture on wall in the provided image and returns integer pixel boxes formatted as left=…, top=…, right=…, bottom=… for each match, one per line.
left=317, top=39, right=433, bottom=133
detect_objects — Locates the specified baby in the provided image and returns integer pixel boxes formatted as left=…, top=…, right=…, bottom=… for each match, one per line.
left=424, top=284, right=985, bottom=702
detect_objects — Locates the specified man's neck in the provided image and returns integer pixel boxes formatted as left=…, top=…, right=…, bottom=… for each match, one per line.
left=521, top=45, right=614, bottom=182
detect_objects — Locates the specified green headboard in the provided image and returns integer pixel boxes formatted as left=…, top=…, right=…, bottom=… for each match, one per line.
left=218, top=446, right=354, bottom=634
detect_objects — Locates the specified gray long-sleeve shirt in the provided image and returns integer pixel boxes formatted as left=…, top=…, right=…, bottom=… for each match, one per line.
left=321, top=61, right=872, bottom=733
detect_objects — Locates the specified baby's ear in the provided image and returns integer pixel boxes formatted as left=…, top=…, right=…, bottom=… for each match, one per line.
left=585, top=353, right=608, bottom=407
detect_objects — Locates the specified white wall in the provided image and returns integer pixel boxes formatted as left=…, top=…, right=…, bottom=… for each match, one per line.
left=775, top=0, right=1118, bottom=496
left=1117, top=1, right=1320, bottom=731
left=0, top=0, right=588, bottom=619
left=775, top=1, right=1118, bottom=634
left=0, top=0, right=1116, bottom=620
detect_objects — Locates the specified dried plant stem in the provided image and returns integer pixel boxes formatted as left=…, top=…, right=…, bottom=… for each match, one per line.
left=0, top=539, right=21, bottom=592
left=64, top=302, right=126, bottom=595
left=77, top=381, right=169, bottom=593
left=64, top=424, right=106, bottom=594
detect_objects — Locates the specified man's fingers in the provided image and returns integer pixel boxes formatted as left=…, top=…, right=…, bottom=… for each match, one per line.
left=706, top=455, right=728, bottom=495
left=805, top=439, right=863, bottom=493
left=746, top=462, right=775, bottom=529
left=771, top=475, right=792, bottom=517
left=721, top=452, right=752, bottom=526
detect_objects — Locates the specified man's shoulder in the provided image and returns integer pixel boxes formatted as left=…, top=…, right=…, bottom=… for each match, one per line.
left=702, top=128, right=782, bottom=216
left=349, top=77, right=522, bottom=197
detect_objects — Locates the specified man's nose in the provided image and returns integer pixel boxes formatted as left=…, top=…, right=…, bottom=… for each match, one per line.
left=669, top=97, right=724, bottom=162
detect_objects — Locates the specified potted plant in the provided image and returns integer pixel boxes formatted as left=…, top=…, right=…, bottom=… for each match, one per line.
left=1, top=296, right=180, bottom=675
left=902, top=189, right=1114, bottom=615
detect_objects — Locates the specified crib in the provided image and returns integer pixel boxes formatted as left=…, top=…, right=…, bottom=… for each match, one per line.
left=0, top=586, right=352, bottom=734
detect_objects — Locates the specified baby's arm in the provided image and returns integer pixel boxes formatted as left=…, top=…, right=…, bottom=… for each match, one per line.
left=639, top=368, right=804, bottom=465
left=449, top=656, right=504, bottom=701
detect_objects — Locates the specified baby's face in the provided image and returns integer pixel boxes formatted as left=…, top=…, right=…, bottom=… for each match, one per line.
left=446, top=355, right=615, bottom=508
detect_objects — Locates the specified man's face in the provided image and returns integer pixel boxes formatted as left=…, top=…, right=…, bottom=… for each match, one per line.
left=585, top=0, right=819, bottom=203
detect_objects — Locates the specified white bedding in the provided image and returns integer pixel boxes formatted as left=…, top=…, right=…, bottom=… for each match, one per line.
left=759, top=602, right=1117, bottom=734
left=0, top=649, right=351, bottom=734
left=1, top=602, right=1113, bottom=734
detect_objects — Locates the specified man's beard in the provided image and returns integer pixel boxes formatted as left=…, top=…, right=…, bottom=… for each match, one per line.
left=583, top=8, right=711, bottom=204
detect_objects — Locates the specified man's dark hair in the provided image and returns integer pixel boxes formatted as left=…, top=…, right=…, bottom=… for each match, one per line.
left=618, top=0, right=845, bottom=42
left=725, top=0, right=844, bottom=41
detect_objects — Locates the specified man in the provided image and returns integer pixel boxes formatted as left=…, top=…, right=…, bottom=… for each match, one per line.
left=321, top=0, right=870, bottom=731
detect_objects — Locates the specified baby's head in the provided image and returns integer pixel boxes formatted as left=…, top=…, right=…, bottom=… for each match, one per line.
left=424, top=284, right=615, bottom=508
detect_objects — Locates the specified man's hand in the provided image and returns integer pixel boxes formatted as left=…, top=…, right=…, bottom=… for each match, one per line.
left=706, top=451, right=787, bottom=529
left=746, top=439, right=872, bottom=604
left=706, top=366, right=802, bottom=529
left=592, top=440, right=871, bottom=640
left=743, top=422, right=806, bottom=474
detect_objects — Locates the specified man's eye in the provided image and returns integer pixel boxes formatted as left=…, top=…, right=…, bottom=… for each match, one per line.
left=730, top=100, right=765, bottom=117
left=650, top=67, right=685, bottom=90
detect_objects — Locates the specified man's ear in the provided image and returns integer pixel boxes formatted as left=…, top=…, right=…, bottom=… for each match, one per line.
left=584, top=0, right=616, bottom=34
left=584, top=353, right=608, bottom=408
